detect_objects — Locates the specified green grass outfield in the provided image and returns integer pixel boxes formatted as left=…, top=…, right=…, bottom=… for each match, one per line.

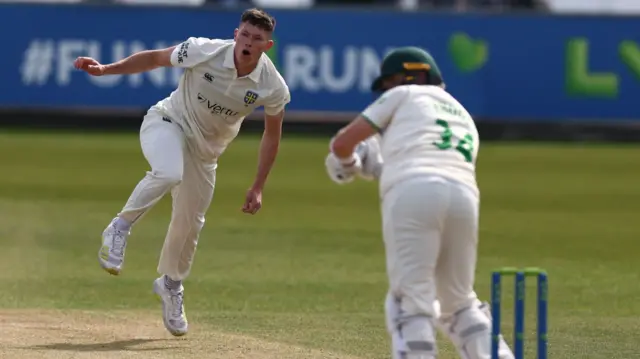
left=0, top=131, right=638, bottom=358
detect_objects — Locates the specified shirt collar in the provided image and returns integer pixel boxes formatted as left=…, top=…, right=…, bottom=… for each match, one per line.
left=223, top=42, right=264, bottom=83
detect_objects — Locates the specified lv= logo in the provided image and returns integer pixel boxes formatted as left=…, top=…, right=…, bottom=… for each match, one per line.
left=566, top=38, right=640, bottom=98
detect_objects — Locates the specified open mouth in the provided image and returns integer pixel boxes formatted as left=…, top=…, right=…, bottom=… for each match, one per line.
left=242, top=49, right=251, bottom=56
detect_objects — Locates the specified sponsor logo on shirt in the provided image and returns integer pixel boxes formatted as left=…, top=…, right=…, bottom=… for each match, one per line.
left=203, top=73, right=214, bottom=83
left=177, top=42, right=189, bottom=64
left=197, top=93, right=239, bottom=120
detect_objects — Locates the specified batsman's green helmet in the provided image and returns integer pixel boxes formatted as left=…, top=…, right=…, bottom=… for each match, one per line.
left=370, top=46, right=443, bottom=92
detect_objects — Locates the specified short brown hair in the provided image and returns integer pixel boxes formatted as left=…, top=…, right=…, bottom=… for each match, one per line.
left=240, top=8, right=276, bottom=33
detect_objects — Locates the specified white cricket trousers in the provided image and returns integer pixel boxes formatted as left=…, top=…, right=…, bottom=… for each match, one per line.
left=118, top=109, right=216, bottom=281
left=382, top=175, right=480, bottom=320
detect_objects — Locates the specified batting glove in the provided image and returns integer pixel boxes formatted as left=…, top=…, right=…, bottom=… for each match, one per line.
left=355, top=136, right=383, bottom=181
left=325, top=152, right=363, bottom=185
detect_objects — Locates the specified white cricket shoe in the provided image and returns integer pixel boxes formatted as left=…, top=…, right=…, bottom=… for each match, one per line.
left=153, top=276, right=188, bottom=336
left=98, top=217, right=129, bottom=275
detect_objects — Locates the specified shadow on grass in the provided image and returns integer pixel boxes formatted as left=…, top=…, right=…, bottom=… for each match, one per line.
left=25, top=338, right=176, bottom=352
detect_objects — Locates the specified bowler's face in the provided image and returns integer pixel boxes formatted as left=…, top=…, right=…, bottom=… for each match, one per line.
left=234, top=23, right=273, bottom=65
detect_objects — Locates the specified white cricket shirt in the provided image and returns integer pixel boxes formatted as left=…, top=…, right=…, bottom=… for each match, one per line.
left=152, top=37, right=290, bottom=162
left=361, top=84, right=480, bottom=197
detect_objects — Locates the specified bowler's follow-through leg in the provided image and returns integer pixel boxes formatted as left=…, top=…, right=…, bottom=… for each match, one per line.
left=152, top=140, right=217, bottom=337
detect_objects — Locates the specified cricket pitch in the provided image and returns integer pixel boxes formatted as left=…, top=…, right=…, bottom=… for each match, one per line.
left=0, top=310, right=361, bottom=359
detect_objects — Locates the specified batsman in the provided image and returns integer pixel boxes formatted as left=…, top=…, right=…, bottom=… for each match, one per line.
left=325, top=47, right=515, bottom=359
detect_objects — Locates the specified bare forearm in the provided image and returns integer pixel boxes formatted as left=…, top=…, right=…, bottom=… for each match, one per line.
left=252, top=132, right=281, bottom=190
left=331, top=132, right=357, bottom=159
left=103, top=50, right=167, bottom=75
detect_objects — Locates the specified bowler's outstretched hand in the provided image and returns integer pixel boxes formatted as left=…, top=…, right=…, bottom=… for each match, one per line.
left=74, top=57, right=105, bottom=76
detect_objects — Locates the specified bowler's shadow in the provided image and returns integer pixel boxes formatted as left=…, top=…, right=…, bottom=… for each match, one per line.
left=27, top=338, right=176, bottom=352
